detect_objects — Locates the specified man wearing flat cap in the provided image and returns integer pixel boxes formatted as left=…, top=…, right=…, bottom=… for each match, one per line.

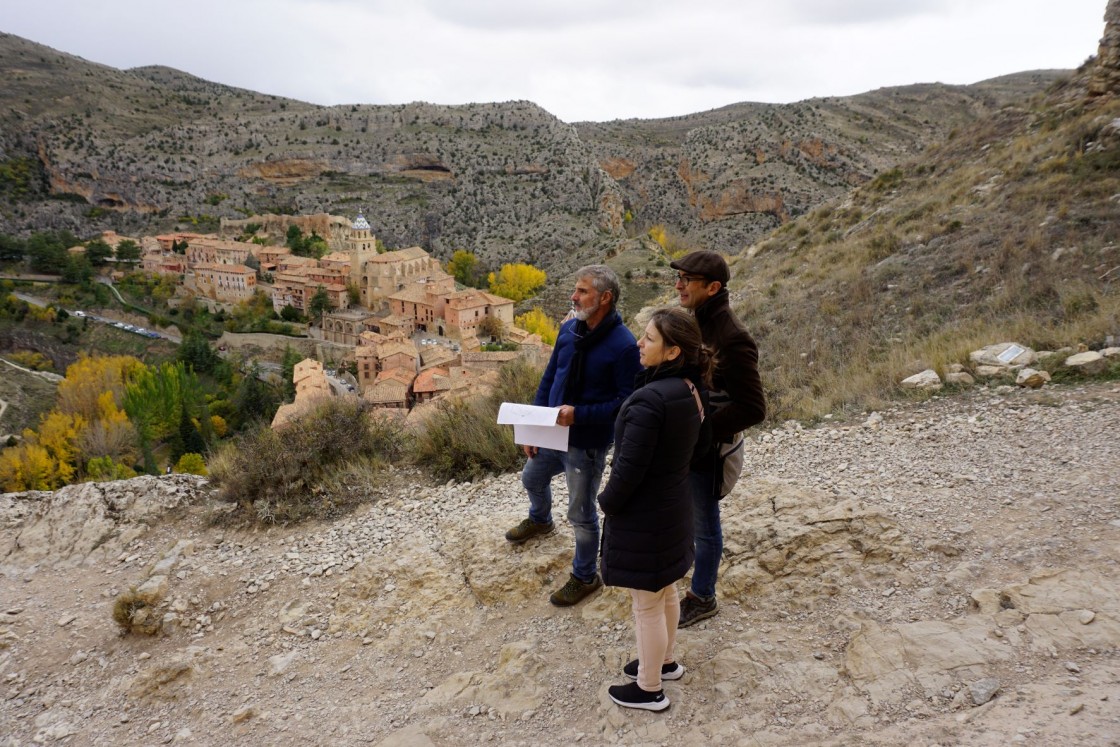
left=669, top=249, right=765, bottom=627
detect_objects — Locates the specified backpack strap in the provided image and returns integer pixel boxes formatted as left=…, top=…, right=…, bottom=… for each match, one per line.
left=685, top=380, right=704, bottom=422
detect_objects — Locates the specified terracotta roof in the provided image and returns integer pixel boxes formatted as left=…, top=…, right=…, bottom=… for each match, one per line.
left=413, top=367, right=451, bottom=394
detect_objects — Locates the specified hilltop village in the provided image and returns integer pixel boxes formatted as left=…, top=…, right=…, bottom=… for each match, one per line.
left=90, top=212, right=549, bottom=423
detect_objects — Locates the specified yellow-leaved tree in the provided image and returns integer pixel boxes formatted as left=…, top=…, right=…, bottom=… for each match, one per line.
left=173, top=453, right=208, bottom=476
left=32, top=410, right=86, bottom=487
left=57, top=354, right=145, bottom=421
left=0, top=354, right=147, bottom=491
left=0, top=411, right=86, bottom=492
left=488, top=263, right=547, bottom=303
left=0, top=444, right=55, bottom=492
left=79, top=391, right=139, bottom=469
left=647, top=224, right=692, bottom=257
left=514, top=308, right=559, bottom=345
left=210, top=415, right=228, bottom=438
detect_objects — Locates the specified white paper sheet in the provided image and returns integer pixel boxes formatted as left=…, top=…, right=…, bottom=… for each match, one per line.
left=497, top=403, right=569, bottom=451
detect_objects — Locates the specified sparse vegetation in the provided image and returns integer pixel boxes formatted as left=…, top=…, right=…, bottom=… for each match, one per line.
left=208, top=397, right=409, bottom=523
left=413, top=359, right=539, bottom=482
left=740, top=91, right=1120, bottom=421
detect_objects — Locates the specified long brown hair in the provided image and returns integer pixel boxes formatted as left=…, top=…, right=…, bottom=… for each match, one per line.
left=648, top=307, right=714, bottom=387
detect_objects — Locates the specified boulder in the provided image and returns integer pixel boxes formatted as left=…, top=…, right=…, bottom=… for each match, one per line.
left=1064, top=351, right=1109, bottom=375
left=900, top=369, right=942, bottom=391
left=1015, top=368, right=1050, bottom=389
left=969, top=343, right=1036, bottom=368
left=945, top=372, right=975, bottom=386
left=718, top=480, right=911, bottom=602
left=1101, top=347, right=1120, bottom=359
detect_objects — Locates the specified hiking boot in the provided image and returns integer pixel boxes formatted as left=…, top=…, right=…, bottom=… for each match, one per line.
left=608, top=681, right=670, bottom=711
left=504, top=518, right=554, bottom=544
left=549, top=573, right=602, bottom=606
left=678, top=593, right=718, bottom=628
left=623, top=659, right=685, bottom=681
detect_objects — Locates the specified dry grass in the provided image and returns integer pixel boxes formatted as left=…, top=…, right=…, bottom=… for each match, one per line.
left=207, top=397, right=410, bottom=524
left=412, top=359, right=541, bottom=482
left=111, top=586, right=164, bottom=636
left=737, top=92, right=1120, bottom=422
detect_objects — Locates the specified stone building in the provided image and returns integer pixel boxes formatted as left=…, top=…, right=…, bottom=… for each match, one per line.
left=184, top=238, right=254, bottom=267
left=191, top=263, right=257, bottom=302
left=322, top=308, right=381, bottom=346
left=254, top=246, right=292, bottom=272
left=443, top=289, right=515, bottom=339
left=271, top=268, right=348, bottom=314
left=355, top=336, right=418, bottom=390
left=365, top=368, right=415, bottom=409
left=350, top=245, right=442, bottom=308
left=270, top=359, right=334, bottom=429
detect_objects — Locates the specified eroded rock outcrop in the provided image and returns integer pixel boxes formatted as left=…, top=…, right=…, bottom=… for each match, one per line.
left=1089, top=0, right=1120, bottom=95
left=0, top=474, right=207, bottom=568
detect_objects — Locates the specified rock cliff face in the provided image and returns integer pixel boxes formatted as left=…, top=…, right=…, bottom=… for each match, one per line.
left=1090, top=0, right=1120, bottom=94
left=0, top=32, right=1063, bottom=276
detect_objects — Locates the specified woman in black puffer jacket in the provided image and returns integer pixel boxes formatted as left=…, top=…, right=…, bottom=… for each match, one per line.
left=598, top=307, right=712, bottom=712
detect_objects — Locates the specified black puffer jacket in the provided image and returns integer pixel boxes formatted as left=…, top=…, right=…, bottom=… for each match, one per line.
left=597, top=367, right=707, bottom=592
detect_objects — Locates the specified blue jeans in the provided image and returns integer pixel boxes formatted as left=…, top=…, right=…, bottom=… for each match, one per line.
left=521, top=446, right=606, bottom=582
left=689, top=470, right=721, bottom=600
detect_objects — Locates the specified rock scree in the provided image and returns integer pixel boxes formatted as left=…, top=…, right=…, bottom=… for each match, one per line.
left=1, top=382, right=1118, bottom=745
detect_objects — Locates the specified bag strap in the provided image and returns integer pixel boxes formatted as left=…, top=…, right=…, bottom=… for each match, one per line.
left=685, top=380, right=704, bottom=422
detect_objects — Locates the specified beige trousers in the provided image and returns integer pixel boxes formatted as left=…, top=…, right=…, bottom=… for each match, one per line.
left=629, top=582, right=680, bottom=692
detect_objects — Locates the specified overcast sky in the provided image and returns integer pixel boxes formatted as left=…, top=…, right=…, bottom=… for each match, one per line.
left=3, top=0, right=1109, bottom=122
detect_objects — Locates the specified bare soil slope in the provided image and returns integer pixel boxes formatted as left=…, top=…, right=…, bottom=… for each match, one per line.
left=1, top=382, right=1118, bottom=746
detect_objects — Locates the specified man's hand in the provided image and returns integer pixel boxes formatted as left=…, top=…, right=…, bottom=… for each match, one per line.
left=522, top=445, right=539, bottom=459
left=556, top=405, right=576, bottom=427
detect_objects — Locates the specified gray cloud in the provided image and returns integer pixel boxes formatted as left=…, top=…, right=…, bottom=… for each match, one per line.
left=1, top=0, right=1107, bottom=122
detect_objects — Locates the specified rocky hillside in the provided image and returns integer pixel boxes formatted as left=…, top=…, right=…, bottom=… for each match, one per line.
left=0, top=382, right=1117, bottom=745
left=0, top=31, right=1062, bottom=277
left=718, top=2, right=1120, bottom=422
left=575, top=73, right=1061, bottom=254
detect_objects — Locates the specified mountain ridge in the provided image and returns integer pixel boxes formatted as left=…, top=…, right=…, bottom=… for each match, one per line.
left=0, top=32, right=1066, bottom=281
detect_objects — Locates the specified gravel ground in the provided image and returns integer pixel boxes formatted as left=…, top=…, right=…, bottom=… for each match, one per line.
left=1, top=380, right=1118, bottom=745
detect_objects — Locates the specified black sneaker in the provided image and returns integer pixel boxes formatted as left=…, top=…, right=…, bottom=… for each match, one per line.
left=504, top=518, right=554, bottom=544
left=608, top=681, right=669, bottom=711
left=623, top=659, right=685, bottom=681
left=548, top=573, right=602, bottom=606
left=678, top=593, right=718, bottom=628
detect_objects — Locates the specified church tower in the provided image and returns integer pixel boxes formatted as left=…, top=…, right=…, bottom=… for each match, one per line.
left=346, top=211, right=378, bottom=307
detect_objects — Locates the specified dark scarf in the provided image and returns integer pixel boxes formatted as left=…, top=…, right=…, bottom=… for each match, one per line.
left=562, top=310, right=622, bottom=403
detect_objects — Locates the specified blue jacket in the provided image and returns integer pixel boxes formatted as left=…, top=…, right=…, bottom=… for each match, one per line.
left=533, top=310, right=641, bottom=449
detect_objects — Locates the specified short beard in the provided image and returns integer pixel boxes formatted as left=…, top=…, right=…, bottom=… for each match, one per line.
left=572, top=298, right=600, bottom=322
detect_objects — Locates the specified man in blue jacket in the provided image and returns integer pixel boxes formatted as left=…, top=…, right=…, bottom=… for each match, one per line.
left=505, top=265, right=641, bottom=606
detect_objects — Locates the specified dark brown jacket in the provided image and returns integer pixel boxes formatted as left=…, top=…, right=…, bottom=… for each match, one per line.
left=693, top=288, right=765, bottom=444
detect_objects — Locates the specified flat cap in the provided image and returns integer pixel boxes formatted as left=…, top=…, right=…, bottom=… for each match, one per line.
left=669, top=250, right=730, bottom=285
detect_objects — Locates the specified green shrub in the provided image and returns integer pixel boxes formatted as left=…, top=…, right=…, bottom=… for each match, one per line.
left=413, top=397, right=520, bottom=482
left=173, top=453, right=207, bottom=476
left=208, top=398, right=409, bottom=523
left=413, top=359, right=541, bottom=482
